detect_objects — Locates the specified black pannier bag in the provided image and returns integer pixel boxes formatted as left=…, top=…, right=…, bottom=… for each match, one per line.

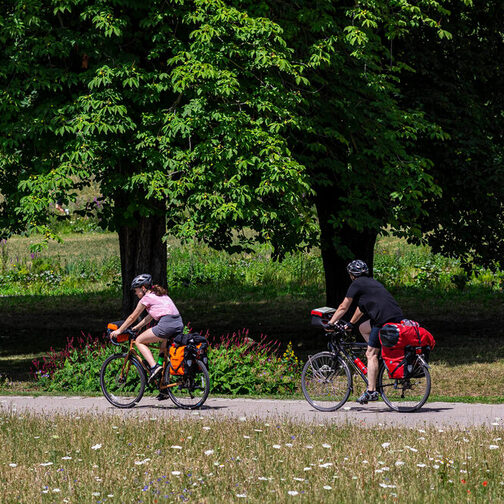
left=311, top=307, right=336, bottom=327
left=379, top=323, right=401, bottom=347
left=173, top=332, right=209, bottom=371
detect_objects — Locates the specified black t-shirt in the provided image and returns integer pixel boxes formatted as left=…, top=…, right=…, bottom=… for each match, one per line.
left=346, top=276, right=403, bottom=327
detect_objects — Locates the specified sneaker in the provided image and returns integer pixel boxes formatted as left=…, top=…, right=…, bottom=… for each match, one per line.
left=148, top=364, right=163, bottom=383
left=357, top=390, right=379, bottom=404
left=156, top=392, right=169, bottom=401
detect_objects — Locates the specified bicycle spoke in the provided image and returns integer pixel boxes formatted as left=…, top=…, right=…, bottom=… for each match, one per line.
left=378, top=363, right=431, bottom=412
left=165, top=360, right=210, bottom=409
left=100, top=354, right=146, bottom=408
left=301, top=352, right=351, bottom=412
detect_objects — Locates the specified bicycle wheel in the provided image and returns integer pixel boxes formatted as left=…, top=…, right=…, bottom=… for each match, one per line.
left=164, top=360, right=210, bottom=409
left=378, top=362, right=431, bottom=412
left=301, top=351, right=352, bottom=411
left=100, top=353, right=146, bottom=408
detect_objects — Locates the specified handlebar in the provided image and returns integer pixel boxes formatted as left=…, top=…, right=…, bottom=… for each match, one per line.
left=107, top=327, right=138, bottom=346
left=324, top=320, right=351, bottom=333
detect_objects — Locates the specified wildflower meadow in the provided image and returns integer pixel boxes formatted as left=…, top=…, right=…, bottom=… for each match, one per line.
left=1, top=413, right=503, bottom=503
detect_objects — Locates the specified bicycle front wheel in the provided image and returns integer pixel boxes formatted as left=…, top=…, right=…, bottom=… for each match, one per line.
left=164, top=360, right=210, bottom=409
left=378, top=362, right=431, bottom=412
left=301, top=352, right=352, bottom=411
left=100, top=353, right=146, bottom=408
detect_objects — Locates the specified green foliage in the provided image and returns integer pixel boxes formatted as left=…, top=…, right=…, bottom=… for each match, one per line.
left=166, top=242, right=324, bottom=293
left=208, top=334, right=300, bottom=395
left=33, top=328, right=302, bottom=396
left=398, top=1, right=504, bottom=268
left=4, top=232, right=504, bottom=297
left=373, top=238, right=504, bottom=293
left=32, top=332, right=114, bottom=392
left=0, top=239, right=121, bottom=294
left=49, top=215, right=105, bottom=235
left=240, top=0, right=451, bottom=256
left=35, top=343, right=116, bottom=393
left=1, top=0, right=499, bottom=309
left=0, top=0, right=317, bottom=258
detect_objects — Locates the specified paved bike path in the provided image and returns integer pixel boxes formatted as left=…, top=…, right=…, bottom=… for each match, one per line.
left=1, top=396, right=503, bottom=428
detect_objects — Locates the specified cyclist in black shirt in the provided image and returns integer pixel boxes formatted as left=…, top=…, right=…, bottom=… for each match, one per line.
left=328, top=259, right=404, bottom=404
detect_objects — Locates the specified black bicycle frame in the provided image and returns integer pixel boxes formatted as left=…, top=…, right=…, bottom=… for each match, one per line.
left=326, top=333, right=374, bottom=388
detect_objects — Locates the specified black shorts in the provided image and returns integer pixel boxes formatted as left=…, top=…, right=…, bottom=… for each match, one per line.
left=368, top=326, right=381, bottom=349
left=368, top=319, right=404, bottom=349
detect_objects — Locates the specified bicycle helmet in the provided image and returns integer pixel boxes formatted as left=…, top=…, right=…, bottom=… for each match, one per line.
left=131, top=273, right=152, bottom=289
left=346, top=260, right=369, bottom=277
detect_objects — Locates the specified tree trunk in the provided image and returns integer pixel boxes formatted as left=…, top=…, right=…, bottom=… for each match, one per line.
left=315, top=189, right=377, bottom=307
left=118, top=210, right=167, bottom=316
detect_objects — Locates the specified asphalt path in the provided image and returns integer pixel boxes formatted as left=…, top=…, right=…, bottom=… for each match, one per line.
left=1, top=396, right=503, bottom=428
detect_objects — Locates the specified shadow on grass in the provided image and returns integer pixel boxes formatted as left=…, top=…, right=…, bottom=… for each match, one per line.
left=1, top=284, right=504, bottom=380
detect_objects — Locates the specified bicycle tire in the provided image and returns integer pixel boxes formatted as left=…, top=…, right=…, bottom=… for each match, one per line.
left=100, top=353, right=146, bottom=408
left=301, top=351, right=352, bottom=412
left=378, top=362, right=431, bottom=412
left=164, top=360, right=210, bottom=409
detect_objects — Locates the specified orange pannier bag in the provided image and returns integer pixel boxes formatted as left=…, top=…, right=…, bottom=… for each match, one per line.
left=107, top=323, right=129, bottom=343
left=169, top=344, right=186, bottom=376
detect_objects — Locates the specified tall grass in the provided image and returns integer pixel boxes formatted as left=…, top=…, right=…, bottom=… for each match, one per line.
left=1, top=414, right=503, bottom=503
left=1, top=230, right=503, bottom=298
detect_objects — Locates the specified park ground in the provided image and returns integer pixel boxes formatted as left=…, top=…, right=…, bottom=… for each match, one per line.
left=1, top=230, right=504, bottom=402
left=1, top=231, right=504, bottom=503
left=0, top=400, right=503, bottom=503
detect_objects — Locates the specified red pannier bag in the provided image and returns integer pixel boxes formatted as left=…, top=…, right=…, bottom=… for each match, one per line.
left=379, top=320, right=435, bottom=379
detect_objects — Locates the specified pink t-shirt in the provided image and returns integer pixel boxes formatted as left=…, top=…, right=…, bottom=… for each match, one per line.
left=139, top=292, right=180, bottom=320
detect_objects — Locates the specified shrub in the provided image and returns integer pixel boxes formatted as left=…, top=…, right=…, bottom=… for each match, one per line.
left=8, top=232, right=504, bottom=298
left=32, top=333, right=115, bottom=392
left=32, top=329, right=302, bottom=396
left=207, top=331, right=301, bottom=395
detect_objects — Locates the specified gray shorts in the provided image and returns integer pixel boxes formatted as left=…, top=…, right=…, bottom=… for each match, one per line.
left=152, top=314, right=183, bottom=339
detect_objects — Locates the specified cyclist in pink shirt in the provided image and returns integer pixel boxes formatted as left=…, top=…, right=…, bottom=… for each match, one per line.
left=110, top=274, right=183, bottom=382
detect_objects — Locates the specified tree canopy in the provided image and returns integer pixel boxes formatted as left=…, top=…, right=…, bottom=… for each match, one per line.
left=398, top=0, right=504, bottom=268
left=240, top=0, right=453, bottom=300
left=1, top=0, right=501, bottom=308
left=0, top=0, right=317, bottom=256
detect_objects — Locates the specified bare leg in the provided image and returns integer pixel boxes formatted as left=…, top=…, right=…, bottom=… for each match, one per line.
left=359, top=320, right=371, bottom=343
left=159, top=339, right=168, bottom=354
left=135, top=328, right=164, bottom=368
left=366, top=347, right=380, bottom=391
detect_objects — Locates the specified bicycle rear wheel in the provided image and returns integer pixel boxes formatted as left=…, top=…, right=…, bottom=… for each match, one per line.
left=164, top=360, right=210, bottom=409
left=378, top=362, right=431, bottom=412
left=301, top=351, right=352, bottom=411
left=100, top=353, right=146, bottom=408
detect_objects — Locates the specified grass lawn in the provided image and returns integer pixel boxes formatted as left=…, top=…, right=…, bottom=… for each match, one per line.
left=1, top=231, right=504, bottom=402
left=1, top=414, right=503, bottom=503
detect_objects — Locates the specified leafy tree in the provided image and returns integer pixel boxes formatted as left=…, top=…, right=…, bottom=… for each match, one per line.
left=3, top=0, right=495, bottom=317
left=398, top=0, right=504, bottom=270
left=0, top=0, right=317, bottom=312
left=239, top=0, right=450, bottom=302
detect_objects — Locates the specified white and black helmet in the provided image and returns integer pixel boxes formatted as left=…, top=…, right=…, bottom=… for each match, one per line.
left=131, top=273, right=152, bottom=289
left=346, top=260, right=369, bottom=277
